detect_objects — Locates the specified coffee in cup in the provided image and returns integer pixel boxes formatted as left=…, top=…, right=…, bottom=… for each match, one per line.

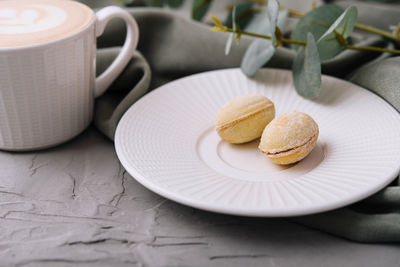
left=0, top=0, right=94, bottom=47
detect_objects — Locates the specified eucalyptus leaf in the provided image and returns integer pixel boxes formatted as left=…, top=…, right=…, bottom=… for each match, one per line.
left=211, top=16, right=223, bottom=27
left=293, top=33, right=321, bottom=98
left=240, top=0, right=279, bottom=77
left=225, top=6, right=237, bottom=55
left=267, top=0, right=279, bottom=45
left=316, top=34, right=344, bottom=61
left=146, top=0, right=164, bottom=7
left=235, top=31, right=242, bottom=43
left=244, top=8, right=271, bottom=34
left=291, top=4, right=344, bottom=52
left=317, top=6, right=358, bottom=60
left=245, top=9, right=287, bottom=36
left=192, top=0, right=213, bottom=21
left=167, top=0, right=184, bottom=8
left=337, top=9, right=358, bottom=37
left=241, top=39, right=275, bottom=77
left=225, top=33, right=234, bottom=55
left=277, top=9, right=288, bottom=30
left=232, top=7, right=237, bottom=32
left=225, top=2, right=254, bottom=29
left=267, top=0, right=279, bottom=31
left=319, top=6, right=358, bottom=40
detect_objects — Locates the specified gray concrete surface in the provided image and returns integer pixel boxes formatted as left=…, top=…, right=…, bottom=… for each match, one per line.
left=0, top=128, right=399, bottom=267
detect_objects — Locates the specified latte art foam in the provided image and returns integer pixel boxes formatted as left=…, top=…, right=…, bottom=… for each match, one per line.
left=0, top=0, right=94, bottom=47
left=0, top=6, right=67, bottom=34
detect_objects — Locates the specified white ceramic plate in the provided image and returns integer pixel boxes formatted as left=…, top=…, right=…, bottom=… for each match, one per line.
left=115, top=69, right=400, bottom=217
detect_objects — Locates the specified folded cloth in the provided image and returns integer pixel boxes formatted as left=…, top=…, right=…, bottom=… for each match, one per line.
left=94, top=7, right=392, bottom=138
left=95, top=49, right=151, bottom=139
left=87, top=0, right=400, bottom=242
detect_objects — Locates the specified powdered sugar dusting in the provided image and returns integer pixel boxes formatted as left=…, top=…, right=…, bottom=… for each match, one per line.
left=259, top=111, right=319, bottom=153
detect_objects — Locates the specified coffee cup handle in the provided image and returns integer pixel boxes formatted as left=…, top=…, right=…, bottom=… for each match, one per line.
left=94, top=6, right=139, bottom=98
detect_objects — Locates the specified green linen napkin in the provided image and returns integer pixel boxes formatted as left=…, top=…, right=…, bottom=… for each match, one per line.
left=86, top=1, right=400, bottom=242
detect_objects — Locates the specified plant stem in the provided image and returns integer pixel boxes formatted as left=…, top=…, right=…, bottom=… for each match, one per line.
left=225, top=28, right=272, bottom=39
left=287, top=8, right=305, bottom=18
left=344, top=44, right=400, bottom=54
left=286, top=6, right=399, bottom=43
left=225, top=28, right=306, bottom=45
left=221, top=26, right=400, bottom=54
left=353, top=23, right=398, bottom=42
left=281, top=38, right=307, bottom=45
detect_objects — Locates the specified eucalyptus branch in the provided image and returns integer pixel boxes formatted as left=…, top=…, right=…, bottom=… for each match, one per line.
left=344, top=44, right=400, bottom=55
left=286, top=6, right=400, bottom=43
left=353, top=24, right=398, bottom=42
left=217, top=0, right=400, bottom=98
left=212, top=23, right=400, bottom=55
left=214, top=26, right=272, bottom=40
left=281, top=38, right=307, bottom=46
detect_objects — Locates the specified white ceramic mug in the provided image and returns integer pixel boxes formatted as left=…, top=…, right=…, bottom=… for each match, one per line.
left=0, top=5, right=139, bottom=151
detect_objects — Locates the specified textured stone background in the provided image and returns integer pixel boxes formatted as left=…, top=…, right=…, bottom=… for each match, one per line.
left=0, top=128, right=399, bottom=266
